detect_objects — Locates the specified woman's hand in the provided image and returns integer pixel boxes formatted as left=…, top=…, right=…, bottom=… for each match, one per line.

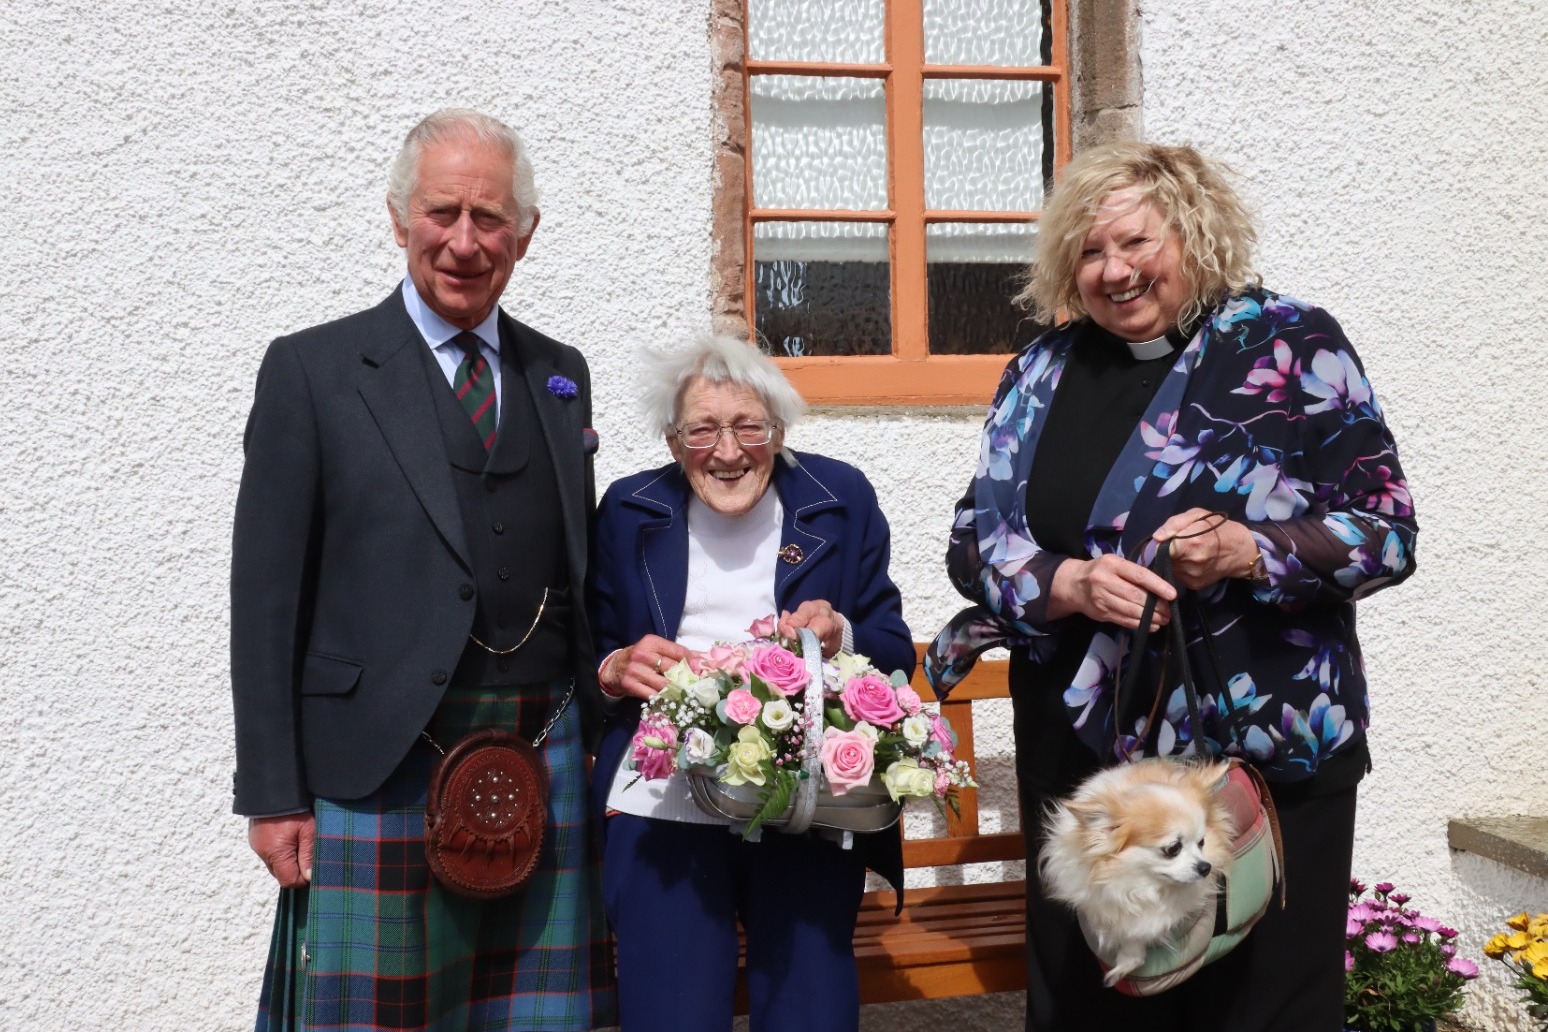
left=599, top=634, right=694, bottom=700
left=1152, top=508, right=1259, bottom=590
left=778, top=600, right=846, bottom=658
left=1050, top=554, right=1175, bottom=630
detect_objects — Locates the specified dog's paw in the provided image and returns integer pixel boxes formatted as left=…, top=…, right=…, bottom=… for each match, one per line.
left=1104, top=944, right=1147, bottom=987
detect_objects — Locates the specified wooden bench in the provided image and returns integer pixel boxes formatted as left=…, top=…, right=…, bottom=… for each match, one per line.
left=738, top=647, right=1025, bottom=1008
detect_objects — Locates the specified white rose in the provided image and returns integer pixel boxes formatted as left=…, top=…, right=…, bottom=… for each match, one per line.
left=760, top=697, right=795, bottom=733
left=688, top=678, right=721, bottom=710
left=681, top=727, right=717, bottom=766
left=851, top=721, right=879, bottom=742
left=832, top=652, right=873, bottom=682
left=663, top=658, right=699, bottom=691
left=902, top=714, right=932, bottom=747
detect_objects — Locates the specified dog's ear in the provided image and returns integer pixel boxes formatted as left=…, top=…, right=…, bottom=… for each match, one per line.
left=1066, top=798, right=1120, bottom=845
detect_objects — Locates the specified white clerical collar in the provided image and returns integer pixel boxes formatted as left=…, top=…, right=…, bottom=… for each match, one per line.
left=400, top=276, right=502, bottom=355
left=1124, top=333, right=1174, bottom=360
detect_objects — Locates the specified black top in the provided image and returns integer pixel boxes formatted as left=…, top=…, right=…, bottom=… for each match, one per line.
left=1013, top=322, right=1177, bottom=792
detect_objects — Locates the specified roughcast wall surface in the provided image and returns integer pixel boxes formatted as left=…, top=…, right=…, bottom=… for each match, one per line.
left=0, top=1, right=1542, bottom=1029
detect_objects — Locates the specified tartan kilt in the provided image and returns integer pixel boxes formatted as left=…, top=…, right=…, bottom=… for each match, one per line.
left=256, top=680, right=616, bottom=1032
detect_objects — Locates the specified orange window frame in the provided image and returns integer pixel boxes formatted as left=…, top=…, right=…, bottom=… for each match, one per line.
left=741, top=0, right=1070, bottom=406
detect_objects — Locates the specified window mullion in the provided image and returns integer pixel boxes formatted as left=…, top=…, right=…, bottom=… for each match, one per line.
left=886, top=0, right=928, bottom=363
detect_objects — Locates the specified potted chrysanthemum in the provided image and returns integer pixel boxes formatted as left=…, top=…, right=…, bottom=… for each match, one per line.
left=1344, top=880, right=1479, bottom=1032
left=1483, top=911, right=1548, bottom=1029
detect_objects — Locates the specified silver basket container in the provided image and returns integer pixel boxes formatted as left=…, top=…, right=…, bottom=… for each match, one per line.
left=685, top=627, right=903, bottom=837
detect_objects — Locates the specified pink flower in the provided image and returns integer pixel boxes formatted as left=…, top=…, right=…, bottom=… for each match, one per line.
left=1447, top=956, right=1479, bottom=979
left=1412, top=915, right=1443, bottom=933
left=1374, top=882, right=1395, bottom=894
left=819, top=727, right=876, bottom=794
left=934, top=769, right=951, bottom=796
left=690, top=644, right=746, bottom=676
left=723, top=688, right=763, bottom=725
left=745, top=644, right=811, bottom=697
left=895, top=684, right=923, bottom=715
left=842, top=674, right=905, bottom=726
left=1344, top=950, right=1355, bottom=972
left=1364, top=932, right=1398, bottom=953
left=747, top=615, right=777, bottom=639
left=630, top=719, right=679, bottom=780
left=930, top=713, right=958, bottom=752
left=1346, top=917, right=1365, bottom=938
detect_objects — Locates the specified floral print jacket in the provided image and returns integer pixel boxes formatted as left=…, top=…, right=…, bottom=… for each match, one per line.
left=925, top=288, right=1417, bottom=781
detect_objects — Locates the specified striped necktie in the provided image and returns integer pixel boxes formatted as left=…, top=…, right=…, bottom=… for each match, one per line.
left=452, top=331, right=497, bottom=451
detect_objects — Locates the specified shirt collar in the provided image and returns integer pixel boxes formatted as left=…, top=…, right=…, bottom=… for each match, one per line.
left=400, top=276, right=502, bottom=354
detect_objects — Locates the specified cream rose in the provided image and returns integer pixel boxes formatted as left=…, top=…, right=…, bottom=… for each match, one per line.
left=723, top=726, right=773, bottom=786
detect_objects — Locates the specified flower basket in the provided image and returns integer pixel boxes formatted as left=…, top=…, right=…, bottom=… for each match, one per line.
left=626, top=619, right=975, bottom=840
left=686, top=764, right=903, bottom=835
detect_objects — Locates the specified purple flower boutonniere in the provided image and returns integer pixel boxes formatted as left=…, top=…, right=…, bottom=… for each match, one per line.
left=547, top=375, right=579, bottom=399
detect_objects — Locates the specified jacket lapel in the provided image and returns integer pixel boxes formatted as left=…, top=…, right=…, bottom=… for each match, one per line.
left=626, top=467, right=688, bottom=637
left=356, top=292, right=471, bottom=571
left=504, top=313, right=588, bottom=589
left=773, top=452, right=841, bottom=604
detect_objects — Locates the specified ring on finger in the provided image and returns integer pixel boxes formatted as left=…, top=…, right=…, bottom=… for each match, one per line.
left=654, top=657, right=663, bottom=673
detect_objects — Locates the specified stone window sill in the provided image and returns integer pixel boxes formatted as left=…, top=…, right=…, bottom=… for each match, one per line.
left=1447, top=816, right=1548, bottom=879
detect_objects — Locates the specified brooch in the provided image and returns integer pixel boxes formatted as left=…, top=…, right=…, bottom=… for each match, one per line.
left=778, top=544, right=804, bottom=565
left=546, top=375, right=578, bottom=399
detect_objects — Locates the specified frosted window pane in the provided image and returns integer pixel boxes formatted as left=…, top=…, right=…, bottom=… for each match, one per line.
left=923, top=0, right=1048, bottom=67
left=755, top=222, right=891, bottom=357
left=752, top=76, right=889, bottom=211
left=748, top=0, right=884, bottom=64
left=928, top=222, right=1043, bottom=354
left=923, top=79, right=1048, bottom=211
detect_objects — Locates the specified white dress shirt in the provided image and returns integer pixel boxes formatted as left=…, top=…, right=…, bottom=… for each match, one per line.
left=401, top=276, right=503, bottom=423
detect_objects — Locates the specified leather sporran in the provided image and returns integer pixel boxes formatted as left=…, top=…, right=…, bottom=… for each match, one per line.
left=424, top=729, right=548, bottom=899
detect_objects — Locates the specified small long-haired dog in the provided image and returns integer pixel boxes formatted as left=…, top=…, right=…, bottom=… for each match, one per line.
left=1038, top=759, right=1235, bottom=986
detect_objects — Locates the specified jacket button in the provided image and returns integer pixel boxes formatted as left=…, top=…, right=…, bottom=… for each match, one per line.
left=485, top=480, right=498, bottom=493
left=431, top=670, right=447, bottom=685
left=459, top=584, right=474, bottom=601
left=498, top=566, right=510, bottom=581
left=492, top=522, right=504, bottom=534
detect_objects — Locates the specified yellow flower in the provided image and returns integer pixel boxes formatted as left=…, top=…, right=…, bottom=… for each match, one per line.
left=1507, top=931, right=1533, bottom=951
left=1532, top=958, right=1548, bottom=982
left=1508, top=912, right=1532, bottom=931
left=1485, top=933, right=1512, bottom=959
left=722, top=726, right=773, bottom=787
left=1529, top=914, right=1548, bottom=938
left=1521, top=941, right=1548, bottom=967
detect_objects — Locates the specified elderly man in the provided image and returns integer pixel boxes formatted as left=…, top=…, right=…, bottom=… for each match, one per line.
left=231, top=109, right=613, bottom=1031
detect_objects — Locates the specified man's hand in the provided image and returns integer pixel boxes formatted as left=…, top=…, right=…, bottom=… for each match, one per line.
left=248, top=813, right=316, bottom=888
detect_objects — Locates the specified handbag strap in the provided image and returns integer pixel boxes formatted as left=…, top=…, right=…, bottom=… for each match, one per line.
left=1113, top=544, right=1207, bottom=758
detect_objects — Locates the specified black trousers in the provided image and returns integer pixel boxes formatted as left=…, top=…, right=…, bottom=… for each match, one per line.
left=1021, top=776, right=1358, bottom=1032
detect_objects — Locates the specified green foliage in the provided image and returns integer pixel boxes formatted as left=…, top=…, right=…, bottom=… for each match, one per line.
left=745, top=765, right=795, bottom=837
left=1344, top=882, right=1475, bottom=1032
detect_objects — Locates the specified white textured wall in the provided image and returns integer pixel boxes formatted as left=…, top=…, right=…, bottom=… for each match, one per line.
left=0, top=0, right=1543, bottom=1029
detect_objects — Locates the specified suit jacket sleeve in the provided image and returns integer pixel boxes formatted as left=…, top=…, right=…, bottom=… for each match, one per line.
left=230, top=336, right=319, bottom=816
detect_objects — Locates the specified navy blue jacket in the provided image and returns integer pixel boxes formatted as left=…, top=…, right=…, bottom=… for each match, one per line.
left=587, top=450, right=915, bottom=893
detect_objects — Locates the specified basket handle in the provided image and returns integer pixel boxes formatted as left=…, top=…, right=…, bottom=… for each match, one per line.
left=782, top=627, right=825, bottom=836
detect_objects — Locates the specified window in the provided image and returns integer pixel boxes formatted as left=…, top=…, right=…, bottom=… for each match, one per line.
left=711, top=0, right=1074, bottom=405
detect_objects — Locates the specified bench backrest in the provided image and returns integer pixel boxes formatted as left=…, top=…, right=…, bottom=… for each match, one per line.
left=903, top=644, right=1022, bottom=870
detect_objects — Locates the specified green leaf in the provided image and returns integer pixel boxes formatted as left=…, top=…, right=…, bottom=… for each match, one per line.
left=745, top=767, right=795, bottom=838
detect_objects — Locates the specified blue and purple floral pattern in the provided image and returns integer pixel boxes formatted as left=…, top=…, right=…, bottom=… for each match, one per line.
left=926, top=289, right=1417, bottom=781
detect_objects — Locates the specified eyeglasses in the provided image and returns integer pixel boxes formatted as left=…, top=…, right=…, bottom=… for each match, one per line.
left=674, top=420, right=779, bottom=449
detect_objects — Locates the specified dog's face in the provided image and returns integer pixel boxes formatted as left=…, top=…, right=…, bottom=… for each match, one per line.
left=1064, top=763, right=1234, bottom=888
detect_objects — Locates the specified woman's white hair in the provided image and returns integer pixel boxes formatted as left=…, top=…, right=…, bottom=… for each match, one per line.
left=386, top=109, right=539, bottom=235
left=641, top=334, right=807, bottom=437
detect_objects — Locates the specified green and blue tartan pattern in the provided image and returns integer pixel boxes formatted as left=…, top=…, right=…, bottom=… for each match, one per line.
left=256, top=681, right=616, bottom=1031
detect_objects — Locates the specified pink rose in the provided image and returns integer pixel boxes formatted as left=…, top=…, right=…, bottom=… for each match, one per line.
left=745, top=644, right=810, bottom=697
left=841, top=674, right=905, bottom=726
left=723, top=687, right=763, bottom=725
left=747, top=615, right=777, bottom=639
left=895, top=684, right=923, bottom=715
left=934, top=769, right=951, bottom=797
left=690, top=644, right=746, bottom=676
left=930, top=713, right=958, bottom=753
left=630, top=718, right=678, bottom=780
left=820, top=727, right=876, bottom=794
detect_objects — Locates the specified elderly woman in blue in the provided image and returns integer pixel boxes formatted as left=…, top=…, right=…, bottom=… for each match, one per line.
left=588, top=333, right=914, bottom=1032
left=928, top=143, right=1416, bottom=1032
